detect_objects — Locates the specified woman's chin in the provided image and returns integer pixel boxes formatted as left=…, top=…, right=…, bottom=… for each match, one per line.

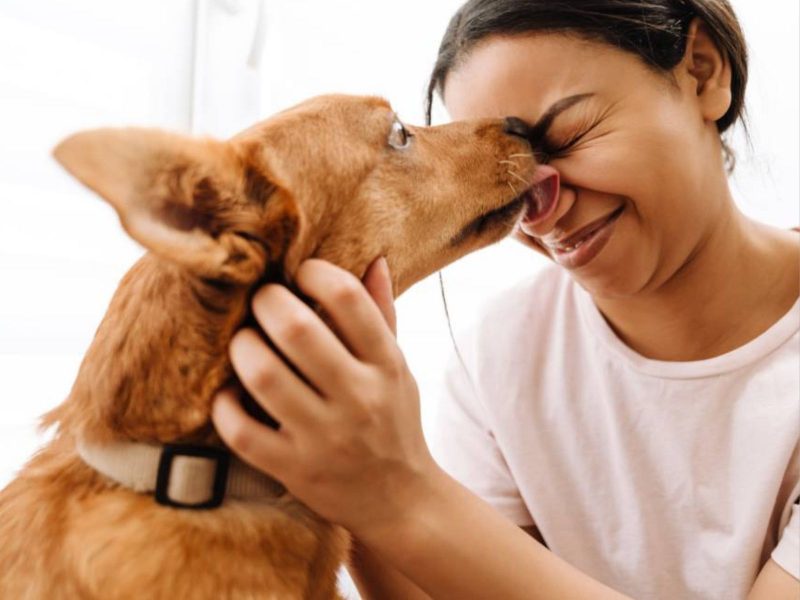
left=567, top=238, right=652, bottom=300
left=575, top=258, right=660, bottom=301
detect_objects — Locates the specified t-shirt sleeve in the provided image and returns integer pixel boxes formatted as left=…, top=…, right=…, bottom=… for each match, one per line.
left=771, top=496, right=800, bottom=579
left=428, top=352, right=534, bottom=526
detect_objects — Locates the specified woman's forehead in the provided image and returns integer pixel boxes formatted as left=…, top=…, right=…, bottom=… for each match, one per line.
left=442, top=33, right=643, bottom=122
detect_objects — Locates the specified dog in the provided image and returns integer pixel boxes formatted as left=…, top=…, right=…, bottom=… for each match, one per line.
left=0, top=94, right=550, bottom=599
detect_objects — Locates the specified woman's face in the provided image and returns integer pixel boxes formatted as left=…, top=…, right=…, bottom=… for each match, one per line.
left=443, top=33, right=730, bottom=300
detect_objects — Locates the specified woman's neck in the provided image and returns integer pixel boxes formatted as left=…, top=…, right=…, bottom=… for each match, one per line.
left=594, top=208, right=799, bottom=362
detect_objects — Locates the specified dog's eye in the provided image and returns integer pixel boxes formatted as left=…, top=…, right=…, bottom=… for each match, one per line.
left=388, top=118, right=412, bottom=150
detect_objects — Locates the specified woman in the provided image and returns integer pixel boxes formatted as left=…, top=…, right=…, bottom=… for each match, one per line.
left=211, top=1, right=799, bottom=598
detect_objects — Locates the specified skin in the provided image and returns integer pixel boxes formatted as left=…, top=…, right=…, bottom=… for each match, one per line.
left=212, top=20, right=800, bottom=600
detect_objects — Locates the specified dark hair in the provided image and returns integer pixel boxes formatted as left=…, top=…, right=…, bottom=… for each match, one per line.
left=425, top=0, right=748, bottom=171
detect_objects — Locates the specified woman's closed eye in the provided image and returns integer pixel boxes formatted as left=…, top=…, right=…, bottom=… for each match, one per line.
left=537, top=111, right=608, bottom=162
left=539, top=120, right=601, bottom=160
left=540, top=130, right=589, bottom=159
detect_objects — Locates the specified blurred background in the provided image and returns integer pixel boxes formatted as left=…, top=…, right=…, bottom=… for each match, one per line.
left=0, top=0, right=797, bottom=596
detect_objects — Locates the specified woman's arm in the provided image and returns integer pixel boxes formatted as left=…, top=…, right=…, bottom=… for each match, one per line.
left=348, top=537, right=433, bottom=600
left=748, top=560, right=800, bottom=600
left=350, top=463, right=628, bottom=600
left=348, top=525, right=547, bottom=599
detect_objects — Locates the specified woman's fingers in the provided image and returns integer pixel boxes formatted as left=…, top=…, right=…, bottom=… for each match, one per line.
left=211, top=387, right=291, bottom=480
left=251, top=284, right=364, bottom=395
left=361, top=257, right=397, bottom=336
left=229, top=328, right=325, bottom=427
left=295, top=258, right=398, bottom=364
left=213, top=257, right=430, bottom=535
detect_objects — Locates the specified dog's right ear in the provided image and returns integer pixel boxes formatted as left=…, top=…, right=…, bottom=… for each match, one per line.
left=53, top=128, right=303, bottom=284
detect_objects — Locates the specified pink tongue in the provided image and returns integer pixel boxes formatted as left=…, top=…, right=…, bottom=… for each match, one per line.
left=528, top=172, right=559, bottom=222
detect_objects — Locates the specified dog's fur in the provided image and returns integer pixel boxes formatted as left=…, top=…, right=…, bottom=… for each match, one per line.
left=0, top=95, right=536, bottom=599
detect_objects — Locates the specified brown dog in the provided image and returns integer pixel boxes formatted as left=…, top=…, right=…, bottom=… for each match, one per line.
left=0, top=94, right=545, bottom=599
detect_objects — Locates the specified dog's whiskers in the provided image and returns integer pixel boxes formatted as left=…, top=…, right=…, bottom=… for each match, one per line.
left=508, top=152, right=533, bottom=159
left=508, top=170, right=530, bottom=187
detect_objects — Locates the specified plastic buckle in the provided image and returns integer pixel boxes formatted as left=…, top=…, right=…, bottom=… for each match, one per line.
left=155, top=444, right=230, bottom=509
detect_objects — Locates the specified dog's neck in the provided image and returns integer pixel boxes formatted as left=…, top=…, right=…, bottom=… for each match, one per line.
left=45, top=203, right=385, bottom=446
left=45, top=254, right=255, bottom=445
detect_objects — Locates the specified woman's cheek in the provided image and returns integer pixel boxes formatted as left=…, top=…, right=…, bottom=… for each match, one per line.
left=550, top=137, right=631, bottom=196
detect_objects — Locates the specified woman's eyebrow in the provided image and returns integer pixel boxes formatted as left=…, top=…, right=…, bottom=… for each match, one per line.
left=528, top=93, right=595, bottom=140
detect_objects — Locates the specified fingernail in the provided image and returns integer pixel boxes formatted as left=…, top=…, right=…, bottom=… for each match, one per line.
left=379, top=256, right=390, bottom=276
left=211, top=388, right=235, bottom=421
left=210, top=396, right=225, bottom=425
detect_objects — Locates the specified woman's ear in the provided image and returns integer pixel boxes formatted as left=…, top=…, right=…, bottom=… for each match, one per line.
left=681, top=18, right=733, bottom=123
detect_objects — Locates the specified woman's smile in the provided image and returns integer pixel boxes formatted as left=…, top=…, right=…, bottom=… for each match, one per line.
left=541, top=204, right=625, bottom=269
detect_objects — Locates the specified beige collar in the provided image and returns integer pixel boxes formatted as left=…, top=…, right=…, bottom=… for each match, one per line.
left=77, top=439, right=285, bottom=509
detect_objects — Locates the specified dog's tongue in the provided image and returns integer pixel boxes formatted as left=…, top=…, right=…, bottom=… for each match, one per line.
left=524, top=166, right=560, bottom=225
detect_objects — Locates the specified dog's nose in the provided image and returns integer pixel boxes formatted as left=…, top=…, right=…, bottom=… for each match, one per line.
left=503, top=116, right=533, bottom=142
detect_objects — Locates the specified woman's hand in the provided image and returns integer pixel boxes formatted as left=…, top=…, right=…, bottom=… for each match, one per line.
left=211, top=257, right=441, bottom=538
left=211, top=258, right=635, bottom=600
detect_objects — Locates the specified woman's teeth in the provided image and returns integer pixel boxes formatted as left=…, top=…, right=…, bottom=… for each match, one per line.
left=547, top=207, right=624, bottom=253
left=557, top=239, right=584, bottom=253
left=550, top=228, right=595, bottom=253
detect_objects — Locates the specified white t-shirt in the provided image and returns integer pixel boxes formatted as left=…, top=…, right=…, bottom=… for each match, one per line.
left=431, top=265, right=799, bottom=600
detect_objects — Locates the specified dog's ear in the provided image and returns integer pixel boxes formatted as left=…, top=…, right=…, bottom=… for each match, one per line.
left=53, top=128, right=303, bottom=284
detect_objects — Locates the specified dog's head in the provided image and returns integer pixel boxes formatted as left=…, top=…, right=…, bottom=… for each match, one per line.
left=54, top=95, right=547, bottom=295
left=50, top=95, right=557, bottom=442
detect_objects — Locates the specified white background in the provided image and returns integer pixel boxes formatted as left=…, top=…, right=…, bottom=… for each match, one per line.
left=0, top=1, right=797, bottom=596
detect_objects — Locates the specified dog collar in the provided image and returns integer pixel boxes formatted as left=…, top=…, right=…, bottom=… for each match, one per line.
left=77, top=439, right=285, bottom=509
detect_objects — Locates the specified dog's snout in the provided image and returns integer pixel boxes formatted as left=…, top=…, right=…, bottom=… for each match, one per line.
left=503, top=116, right=533, bottom=142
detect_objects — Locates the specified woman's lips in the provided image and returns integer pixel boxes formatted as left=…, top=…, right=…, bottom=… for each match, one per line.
left=547, top=206, right=625, bottom=269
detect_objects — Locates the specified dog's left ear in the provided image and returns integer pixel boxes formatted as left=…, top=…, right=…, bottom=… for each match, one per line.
left=53, top=128, right=304, bottom=284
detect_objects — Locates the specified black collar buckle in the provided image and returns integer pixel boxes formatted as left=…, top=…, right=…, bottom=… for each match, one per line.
left=155, top=444, right=230, bottom=509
